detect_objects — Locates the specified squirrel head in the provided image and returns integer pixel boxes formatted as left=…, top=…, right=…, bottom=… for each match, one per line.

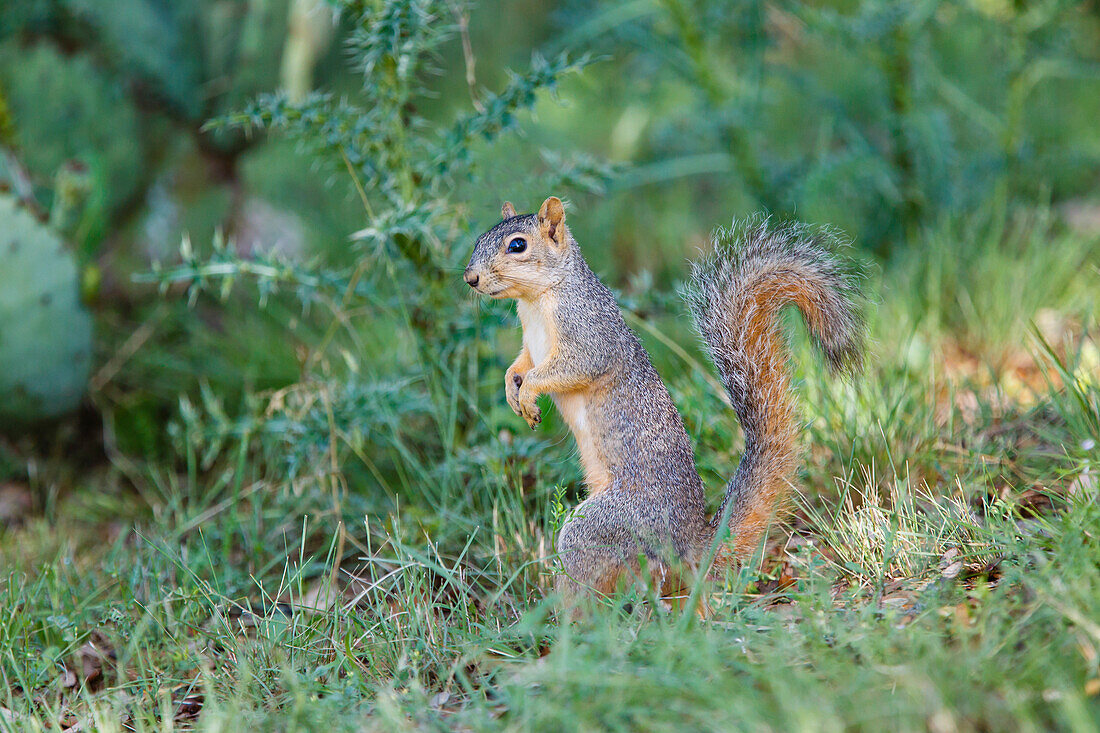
left=464, top=197, right=572, bottom=301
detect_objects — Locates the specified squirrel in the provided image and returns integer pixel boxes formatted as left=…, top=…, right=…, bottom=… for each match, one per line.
left=464, top=197, right=865, bottom=612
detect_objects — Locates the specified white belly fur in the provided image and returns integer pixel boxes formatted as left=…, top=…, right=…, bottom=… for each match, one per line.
left=557, top=390, right=608, bottom=491
left=516, top=299, right=609, bottom=491
left=518, top=300, right=583, bottom=425
left=517, top=299, right=552, bottom=364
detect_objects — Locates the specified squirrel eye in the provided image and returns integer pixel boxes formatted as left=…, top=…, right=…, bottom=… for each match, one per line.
left=506, top=237, right=527, bottom=254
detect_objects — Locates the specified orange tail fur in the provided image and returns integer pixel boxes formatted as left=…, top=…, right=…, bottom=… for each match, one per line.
left=684, top=218, right=865, bottom=570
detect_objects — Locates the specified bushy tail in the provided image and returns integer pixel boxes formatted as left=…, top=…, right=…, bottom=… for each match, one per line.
left=683, top=217, right=865, bottom=570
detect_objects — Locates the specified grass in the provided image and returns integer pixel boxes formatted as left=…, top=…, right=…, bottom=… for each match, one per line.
left=1, top=208, right=1099, bottom=731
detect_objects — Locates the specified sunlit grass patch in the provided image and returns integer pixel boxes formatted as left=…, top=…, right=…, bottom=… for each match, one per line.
left=801, top=465, right=1004, bottom=587
left=880, top=206, right=1100, bottom=373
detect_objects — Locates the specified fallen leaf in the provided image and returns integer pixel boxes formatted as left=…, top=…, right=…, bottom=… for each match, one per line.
left=73, top=632, right=115, bottom=692
left=174, top=691, right=204, bottom=722
left=1069, top=468, right=1095, bottom=499
left=0, top=707, right=24, bottom=724
left=0, top=482, right=32, bottom=525
left=299, top=582, right=339, bottom=613
left=1061, top=199, right=1100, bottom=235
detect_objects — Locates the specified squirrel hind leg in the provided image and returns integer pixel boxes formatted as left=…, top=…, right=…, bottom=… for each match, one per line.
left=655, top=568, right=713, bottom=618
left=554, top=567, right=625, bottom=618
left=555, top=496, right=706, bottom=616
left=554, top=496, right=642, bottom=614
left=555, top=515, right=632, bottom=605
left=554, top=556, right=707, bottom=618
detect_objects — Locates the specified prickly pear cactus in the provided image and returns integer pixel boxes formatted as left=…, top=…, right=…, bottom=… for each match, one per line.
left=0, top=193, right=93, bottom=424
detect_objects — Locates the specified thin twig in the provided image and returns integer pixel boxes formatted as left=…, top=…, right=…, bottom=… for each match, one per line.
left=450, top=1, right=484, bottom=112
left=90, top=311, right=163, bottom=392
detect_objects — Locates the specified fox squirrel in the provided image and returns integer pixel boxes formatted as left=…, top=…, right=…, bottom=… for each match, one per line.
left=464, top=197, right=864, bottom=612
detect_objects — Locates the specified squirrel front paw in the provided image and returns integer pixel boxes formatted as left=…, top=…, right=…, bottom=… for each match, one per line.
left=505, top=368, right=525, bottom=417
left=516, top=381, right=542, bottom=430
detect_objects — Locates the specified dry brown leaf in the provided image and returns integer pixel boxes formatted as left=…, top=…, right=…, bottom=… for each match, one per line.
left=941, top=561, right=963, bottom=580
left=59, top=667, right=78, bottom=689
left=0, top=482, right=32, bottom=525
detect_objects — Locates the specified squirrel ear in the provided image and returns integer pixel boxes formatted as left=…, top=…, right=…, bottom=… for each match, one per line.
left=537, top=196, right=565, bottom=244
left=501, top=201, right=517, bottom=219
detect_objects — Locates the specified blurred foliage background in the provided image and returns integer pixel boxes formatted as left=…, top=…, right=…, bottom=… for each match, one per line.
left=1, top=0, right=1098, bottom=500
left=0, top=0, right=1096, bottom=508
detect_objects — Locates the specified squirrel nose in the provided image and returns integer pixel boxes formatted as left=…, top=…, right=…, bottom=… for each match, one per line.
left=464, top=270, right=479, bottom=288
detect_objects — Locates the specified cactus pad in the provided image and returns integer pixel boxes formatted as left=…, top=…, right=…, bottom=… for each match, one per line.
left=0, top=194, right=93, bottom=424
